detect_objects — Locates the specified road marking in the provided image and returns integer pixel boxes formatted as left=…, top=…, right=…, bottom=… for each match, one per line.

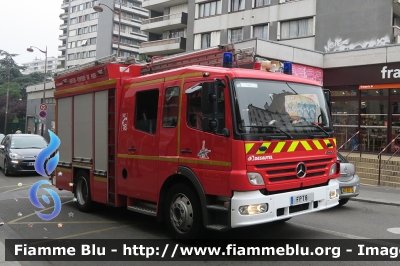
left=291, top=222, right=400, bottom=247
left=291, top=222, right=369, bottom=239
left=8, top=200, right=73, bottom=224
left=28, top=224, right=133, bottom=245
left=0, top=183, right=34, bottom=189
left=9, top=221, right=118, bottom=225
left=387, top=228, right=400, bottom=234
left=0, top=185, right=32, bottom=193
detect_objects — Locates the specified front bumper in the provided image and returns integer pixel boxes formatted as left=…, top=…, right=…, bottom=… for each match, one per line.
left=338, top=174, right=360, bottom=199
left=7, top=160, right=36, bottom=174
left=231, top=179, right=339, bottom=228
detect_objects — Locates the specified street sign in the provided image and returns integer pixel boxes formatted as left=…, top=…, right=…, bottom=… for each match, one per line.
left=40, top=104, right=48, bottom=111
left=39, top=110, right=47, bottom=118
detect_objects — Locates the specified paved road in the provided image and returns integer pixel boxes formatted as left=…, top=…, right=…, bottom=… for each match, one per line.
left=0, top=172, right=399, bottom=266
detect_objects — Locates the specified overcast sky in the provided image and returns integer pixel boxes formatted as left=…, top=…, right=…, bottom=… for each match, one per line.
left=0, top=0, right=62, bottom=65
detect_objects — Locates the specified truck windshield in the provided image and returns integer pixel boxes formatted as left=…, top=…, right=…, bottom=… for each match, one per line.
left=233, top=79, right=332, bottom=137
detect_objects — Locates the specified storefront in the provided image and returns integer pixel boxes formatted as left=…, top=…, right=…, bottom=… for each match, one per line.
left=324, top=62, right=400, bottom=153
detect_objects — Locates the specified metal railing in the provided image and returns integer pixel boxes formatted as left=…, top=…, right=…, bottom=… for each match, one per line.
left=337, top=130, right=361, bottom=158
left=377, top=132, right=400, bottom=185
left=142, top=12, right=185, bottom=25
left=140, top=37, right=184, bottom=48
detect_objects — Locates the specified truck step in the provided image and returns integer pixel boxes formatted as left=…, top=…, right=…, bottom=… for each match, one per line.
left=206, top=204, right=229, bottom=212
left=206, top=224, right=230, bottom=231
left=127, top=204, right=157, bottom=217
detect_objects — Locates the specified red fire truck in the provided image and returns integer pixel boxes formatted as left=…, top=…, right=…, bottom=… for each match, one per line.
left=53, top=44, right=340, bottom=240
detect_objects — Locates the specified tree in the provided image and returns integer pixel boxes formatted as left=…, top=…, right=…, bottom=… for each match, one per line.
left=0, top=82, right=21, bottom=99
left=0, top=50, right=24, bottom=85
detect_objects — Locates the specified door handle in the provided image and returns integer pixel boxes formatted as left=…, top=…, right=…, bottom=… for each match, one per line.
left=128, top=147, right=136, bottom=151
left=180, top=149, right=192, bottom=154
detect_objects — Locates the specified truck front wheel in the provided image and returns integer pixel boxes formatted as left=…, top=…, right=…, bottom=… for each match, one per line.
left=165, top=183, right=203, bottom=240
left=75, top=170, right=93, bottom=212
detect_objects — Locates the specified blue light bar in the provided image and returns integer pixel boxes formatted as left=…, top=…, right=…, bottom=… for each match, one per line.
left=222, top=52, right=233, bottom=68
left=283, top=62, right=292, bottom=75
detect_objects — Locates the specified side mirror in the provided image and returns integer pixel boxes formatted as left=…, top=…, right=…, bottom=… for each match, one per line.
left=0, top=145, right=4, bottom=150
left=201, top=82, right=217, bottom=115
left=201, top=117, right=218, bottom=133
left=323, top=89, right=332, bottom=110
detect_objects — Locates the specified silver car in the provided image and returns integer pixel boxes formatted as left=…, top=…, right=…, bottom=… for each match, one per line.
left=336, top=152, right=360, bottom=206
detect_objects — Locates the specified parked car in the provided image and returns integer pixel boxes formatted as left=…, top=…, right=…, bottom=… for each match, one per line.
left=0, top=134, right=48, bottom=176
left=336, top=152, right=360, bottom=206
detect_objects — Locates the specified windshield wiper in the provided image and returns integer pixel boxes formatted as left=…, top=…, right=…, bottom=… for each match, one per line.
left=240, top=125, right=293, bottom=139
left=22, top=147, right=44, bottom=149
left=293, top=124, right=330, bottom=137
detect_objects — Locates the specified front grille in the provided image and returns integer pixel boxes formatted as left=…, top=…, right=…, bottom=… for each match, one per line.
left=256, top=158, right=332, bottom=183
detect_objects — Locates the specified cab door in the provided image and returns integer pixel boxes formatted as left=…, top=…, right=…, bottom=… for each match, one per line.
left=179, top=78, right=232, bottom=196
left=118, top=82, right=162, bottom=202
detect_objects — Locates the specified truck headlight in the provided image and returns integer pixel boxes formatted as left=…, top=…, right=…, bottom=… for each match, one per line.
left=329, top=163, right=337, bottom=176
left=239, top=203, right=268, bottom=215
left=247, top=172, right=265, bottom=185
left=330, top=189, right=339, bottom=199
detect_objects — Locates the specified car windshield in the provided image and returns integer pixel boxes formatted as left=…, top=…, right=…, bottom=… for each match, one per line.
left=233, top=79, right=332, bottom=137
left=337, top=152, right=348, bottom=163
left=10, top=136, right=48, bottom=149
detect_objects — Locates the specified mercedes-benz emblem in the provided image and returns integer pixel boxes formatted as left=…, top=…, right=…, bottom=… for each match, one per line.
left=296, top=162, right=307, bottom=178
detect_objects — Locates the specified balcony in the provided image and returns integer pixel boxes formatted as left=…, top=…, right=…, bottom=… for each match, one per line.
left=142, top=0, right=188, bottom=13
left=58, top=45, right=66, bottom=51
left=114, top=15, right=142, bottom=28
left=59, top=34, right=67, bottom=40
left=112, top=42, right=140, bottom=52
left=58, top=55, right=66, bottom=59
left=141, top=12, right=187, bottom=34
left=60, top=12, right=68, bottom=19
left=140, top=37, right=186, bottom=56
left=61, top=0, right=69, bottom=8
left=60, top=23, right=68, bottom=30
left=114, top=1, right=149, bottom=17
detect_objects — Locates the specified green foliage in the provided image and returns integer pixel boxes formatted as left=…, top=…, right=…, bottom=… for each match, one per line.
left=0, top=50, right=24, bottom=85
left=0, top=82, right=21, bottom=99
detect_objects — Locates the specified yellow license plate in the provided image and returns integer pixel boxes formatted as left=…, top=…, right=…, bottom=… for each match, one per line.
left=342, top=187, right=354, bottom=193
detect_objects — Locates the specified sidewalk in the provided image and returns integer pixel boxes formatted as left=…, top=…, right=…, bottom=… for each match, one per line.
left=350, top=184, right=400, bottom=206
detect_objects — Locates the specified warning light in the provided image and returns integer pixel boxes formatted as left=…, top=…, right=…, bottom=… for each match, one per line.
left=222, top=52, right=233, bottom=68
left=253, top=61, right=261, bottom=70
left=283, top=62, right=292, bottom=75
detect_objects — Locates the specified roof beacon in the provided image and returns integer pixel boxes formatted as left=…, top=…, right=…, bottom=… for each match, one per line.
left=222, top=52, right=233, bottom=68
left=283, top=62, right=292, bottom=75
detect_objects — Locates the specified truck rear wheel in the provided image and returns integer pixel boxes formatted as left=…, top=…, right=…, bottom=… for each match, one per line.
left=165, top=183, right=203, bottom=240
left=75, top=170, right=93, bottom=212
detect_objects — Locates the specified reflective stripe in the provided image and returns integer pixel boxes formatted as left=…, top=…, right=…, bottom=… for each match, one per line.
left=245, top=143, right=255, bottom=154
left=273, top=142, right=286, bottom=153
left=300, top=140, right=312, bottom=151
left=313, top=140, right=324, bottom=150
left=287, top=141, right=299, bottom=152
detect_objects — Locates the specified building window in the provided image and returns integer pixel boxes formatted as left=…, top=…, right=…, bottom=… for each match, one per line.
left=201, top=33, right=211, bottom=48
left=254, top=0, right=271, bottom=7
left=69, top=29, right=76, bottom=36
left=253, top=24, right=269, bottom=40
left=89, top=37, right=97, bottom=45
left=228, top=28, right=243, bottom=43
left=68, top=54, right=75, bottom=60
left=230, top=0, right=245, bottom=12
left=89, top=50, right=96, bottom=57
left=199, top=0, right=221, bottom=18
left=90, top=25, right=97, bottom=32
left=280, top=17, right=313, bottom=39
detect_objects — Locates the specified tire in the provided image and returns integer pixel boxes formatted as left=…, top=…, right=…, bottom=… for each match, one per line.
left=165, top=183, right=203, bottom=240
left=338, top=198, right=350, bottom=206
left=4, top=159, right=10, bottom=176
left=75, top=170, right=93, bottom=212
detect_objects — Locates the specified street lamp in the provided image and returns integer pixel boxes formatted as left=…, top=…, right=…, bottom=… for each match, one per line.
left=4, top=69, right=10, bottom=134
left=93, top=2, right=121, bottom=57
left=27, top=45, right=47, bottom=136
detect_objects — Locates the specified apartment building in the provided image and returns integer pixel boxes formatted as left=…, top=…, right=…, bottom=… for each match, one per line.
left=21, top=57, right=63, bottom=75
left=59, top=0, right=149, bottom=69
left=140, top=0, right=399, bottom=56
